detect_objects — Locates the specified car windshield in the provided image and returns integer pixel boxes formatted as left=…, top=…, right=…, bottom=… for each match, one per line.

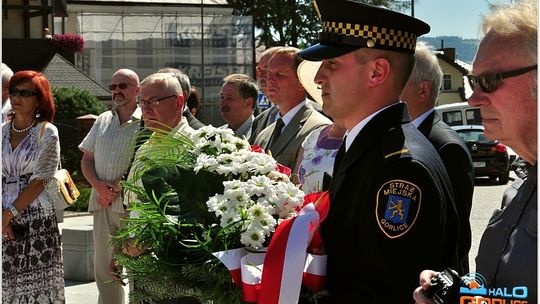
left=457, top=130, right=495, bottom=144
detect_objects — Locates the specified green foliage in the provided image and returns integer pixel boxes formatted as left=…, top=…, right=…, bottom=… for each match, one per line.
left=232, top=0, right=411, bottom=48
left=66, top=185, right=91, bottom=212
left=52, top=87, right=107, bottom=120
left=52, top=87, right=107, bottom=177
left=115, top=253, right=243, bottom=304
left=61, top=146, right=84, bottom=178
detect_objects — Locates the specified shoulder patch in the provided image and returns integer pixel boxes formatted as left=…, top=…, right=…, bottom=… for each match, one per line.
left=376, top=179, right=422, bottom=238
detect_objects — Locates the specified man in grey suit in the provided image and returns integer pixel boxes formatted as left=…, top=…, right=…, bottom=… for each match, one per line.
left=249, top=47, right=282, bottom=143
left=253, top=47, right=331, bottom=169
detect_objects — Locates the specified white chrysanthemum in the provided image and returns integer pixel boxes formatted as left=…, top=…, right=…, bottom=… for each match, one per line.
left=224, top=187, right=250, bottom=208
left=194, top=154, right=219, bottom=172
left=217, top=153, right=235, bottom=165
left=220, top=211, right=240, bottom=228
left=246, top=175, right=272, bottom=196
left=247, top=153, right=277, bottom=175
left=215, top=164, right=239, bottom=176
left=220, top=142, right=238, bottom=154
left=247, top=206, right=277, bottom=235
left=276, top=182, right=304, bottom=207
left=206, top=194, right=223, bottom=212
left=240, top=226, right=266, bottom=249
left=223, top=180, right=244, bottom=190
left=247, top=203, right=273, bottom=219
left=231, top=137, right=250, bottom=151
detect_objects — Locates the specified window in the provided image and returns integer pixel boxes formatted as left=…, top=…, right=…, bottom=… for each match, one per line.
left=443, top=74, right=452, bottom=91
left=442, top=110, right=463, bottom=126
left=465, top=108, right=482, bottom=125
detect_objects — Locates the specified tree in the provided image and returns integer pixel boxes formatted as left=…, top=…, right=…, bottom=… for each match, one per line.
left=52, top=87, right=107, bottom=177
left=53, top=87, right=107, bottom=120
left=230, top=0, right=412, bottom=48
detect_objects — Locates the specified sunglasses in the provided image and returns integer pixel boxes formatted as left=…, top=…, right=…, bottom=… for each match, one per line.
left=109, top=83, right=136, bottom=90
left=466, top=64, right=537, bottom=93
left=137, top=95, right=177, bottom=108
left=9, top=88, right=38, bottom=98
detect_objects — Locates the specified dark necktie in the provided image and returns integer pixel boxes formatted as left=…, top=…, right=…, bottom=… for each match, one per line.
left=267, top=118, right=284, bottom=151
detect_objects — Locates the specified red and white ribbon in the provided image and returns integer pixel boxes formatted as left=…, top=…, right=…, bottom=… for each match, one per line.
left=213, top=193, right=330, bottom=303
left=302, top=253, right=327, bottom=293
left=240, top=252, right=266, bottom=302
left=258, top=203, right=321, bottom=304
left=212, top=248, right=247, bottom=288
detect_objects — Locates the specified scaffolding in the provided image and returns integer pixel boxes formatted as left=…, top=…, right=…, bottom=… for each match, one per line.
left=75, top=12, right=254, bottom=125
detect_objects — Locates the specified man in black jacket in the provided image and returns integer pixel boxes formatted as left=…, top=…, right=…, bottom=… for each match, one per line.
left=298, top=0, right=459, bottom=302
left=400, top=42, right=474, bottom=274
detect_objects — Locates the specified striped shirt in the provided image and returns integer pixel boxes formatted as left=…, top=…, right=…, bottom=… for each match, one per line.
left=79, top=108, right=142, bottom=213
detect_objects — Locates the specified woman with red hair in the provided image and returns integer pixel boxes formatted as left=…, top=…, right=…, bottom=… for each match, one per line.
left=1, top=70, right=64, bottom=302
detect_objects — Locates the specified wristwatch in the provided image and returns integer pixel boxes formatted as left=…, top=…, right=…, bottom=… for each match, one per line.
left=8, top=205, right=19, bottom=219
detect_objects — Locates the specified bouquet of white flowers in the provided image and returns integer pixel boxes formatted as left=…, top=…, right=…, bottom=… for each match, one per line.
left=114, top=126, right=307, bottom=303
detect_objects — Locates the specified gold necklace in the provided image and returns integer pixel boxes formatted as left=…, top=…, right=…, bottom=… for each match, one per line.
left=11, top=119, right=36, bottom=133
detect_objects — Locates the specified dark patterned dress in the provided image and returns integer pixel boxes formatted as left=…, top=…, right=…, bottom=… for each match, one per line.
left=2, top=122, right=65, bottom=303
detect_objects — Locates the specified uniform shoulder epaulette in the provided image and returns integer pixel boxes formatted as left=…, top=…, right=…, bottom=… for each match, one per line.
left=382, top=127, right=412, bottom=161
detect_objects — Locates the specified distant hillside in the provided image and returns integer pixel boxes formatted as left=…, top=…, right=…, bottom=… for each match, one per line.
left=419, top=36, right=480, bottom=64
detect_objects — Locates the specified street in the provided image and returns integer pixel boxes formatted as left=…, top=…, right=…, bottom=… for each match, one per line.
left=468, top=177, right=513, bottom=271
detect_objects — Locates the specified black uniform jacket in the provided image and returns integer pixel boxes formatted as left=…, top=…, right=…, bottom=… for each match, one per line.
left=323, top=103, right=459, bottom=303
left=418, top=111, right=474, bottom=274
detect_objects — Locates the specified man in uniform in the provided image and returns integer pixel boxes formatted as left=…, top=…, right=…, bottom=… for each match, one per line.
left=400, top=42, right=474, bottom=274
left=298, top=0, right=459, bottom=302
left=414, top=0, right=537, bottom=303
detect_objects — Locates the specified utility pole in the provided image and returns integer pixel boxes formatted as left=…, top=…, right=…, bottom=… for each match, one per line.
left=411, top=0, right=415, bottom=17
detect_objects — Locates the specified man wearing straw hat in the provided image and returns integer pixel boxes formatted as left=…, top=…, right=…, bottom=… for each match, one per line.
left=298, top=0, right=459, bottom=302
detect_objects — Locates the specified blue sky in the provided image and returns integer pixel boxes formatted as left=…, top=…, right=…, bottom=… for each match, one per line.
left=414, top=0, right=492, bottom=39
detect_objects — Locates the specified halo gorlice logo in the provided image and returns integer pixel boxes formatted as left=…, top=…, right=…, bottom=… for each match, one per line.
left=459, top=272, right=529, bottom=304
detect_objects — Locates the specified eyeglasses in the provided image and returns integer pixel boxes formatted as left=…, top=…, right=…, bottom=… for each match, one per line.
left=138, top=95, right=177, bottom=108
left=9, top=88, right=38, bottom=98
left=109, top=83, right=136, bottom=90
left=466, top=64, right=537, bottom=93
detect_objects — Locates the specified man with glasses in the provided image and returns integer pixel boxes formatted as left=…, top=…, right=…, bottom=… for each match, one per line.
left=121, top=72, right=195, bottom=209
left=79, top=68, right=141, bottom=304
left=157, top=67, right=205, bottom=130
left=111, top=72, right=196, bottom=304
left=414, top=0, right=537, bottom=303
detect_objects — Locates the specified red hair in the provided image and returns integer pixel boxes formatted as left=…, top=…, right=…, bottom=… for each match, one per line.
left=10, top=70, right=55, bottom=122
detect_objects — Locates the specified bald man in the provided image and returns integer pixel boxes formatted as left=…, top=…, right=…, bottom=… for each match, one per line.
left=79, top=68, right=142, bottom=304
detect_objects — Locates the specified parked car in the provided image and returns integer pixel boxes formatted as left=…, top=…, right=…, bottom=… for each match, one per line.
left=452, top=125, right=511, bottom=184
left=436, top=102, right=482, bottom=126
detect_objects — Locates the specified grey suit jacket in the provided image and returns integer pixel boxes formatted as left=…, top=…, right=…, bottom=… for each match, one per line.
left=253, top=103, right=331, bottom=169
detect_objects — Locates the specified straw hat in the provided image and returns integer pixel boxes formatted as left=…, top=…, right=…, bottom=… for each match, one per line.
left=297, top=60, right=323, bottom=105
